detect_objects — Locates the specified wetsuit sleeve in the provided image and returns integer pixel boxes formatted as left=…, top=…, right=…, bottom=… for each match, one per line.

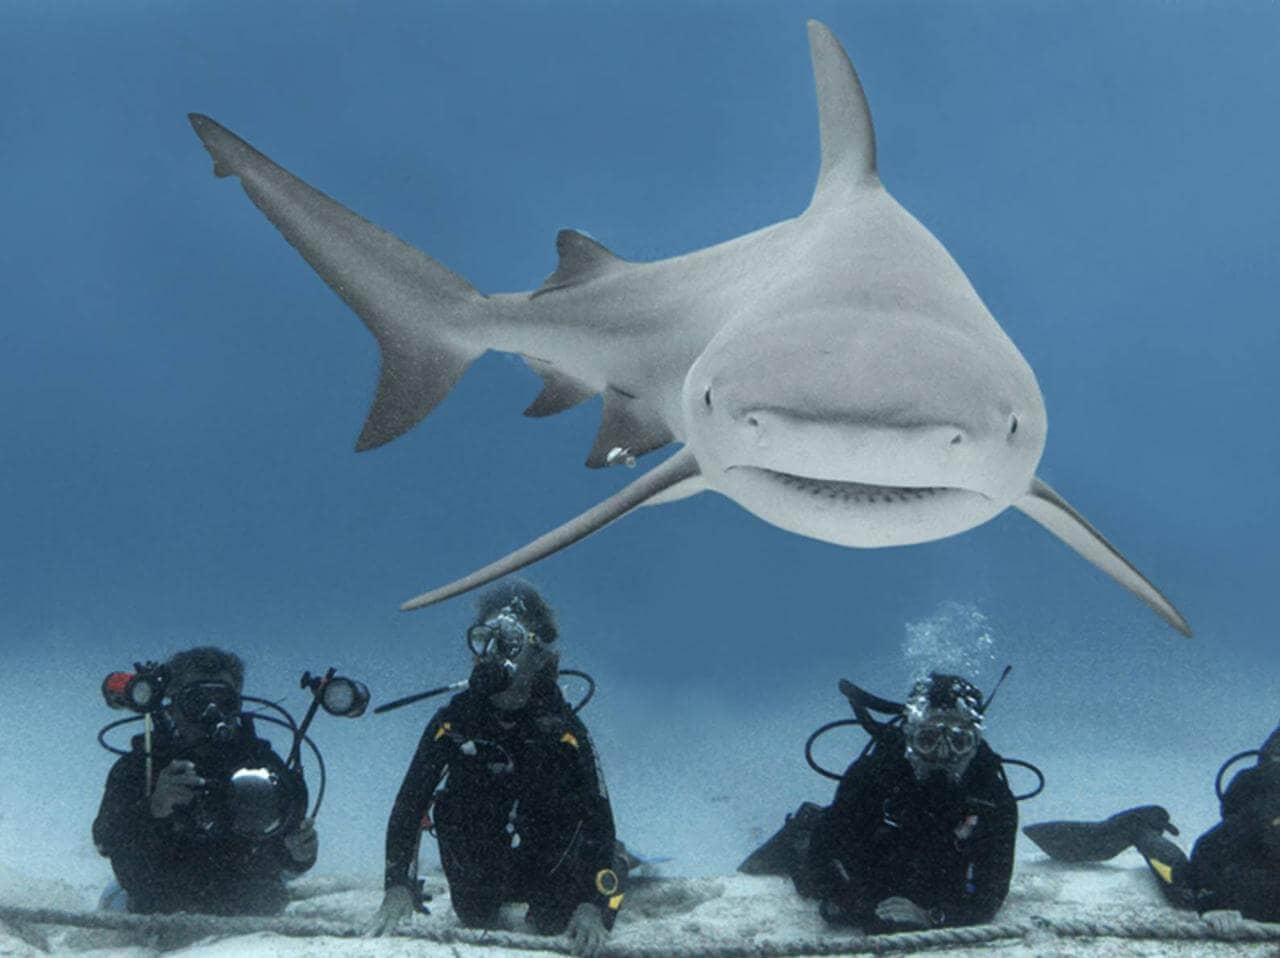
left=92, top=753, right=181, bottom=902
left=559, top=716, right=623, bottom=928
left=384, top=709, right=454, bottom=892
left=803, top=751, right=883, bottom=924
left=939, top=770, right=1018, bottom=926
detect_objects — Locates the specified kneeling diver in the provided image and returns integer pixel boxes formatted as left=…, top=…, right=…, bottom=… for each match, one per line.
left=1024, top=722, right=1280, bottom=928
left=94, top=647, right=367, bottom=915
left=367, top=581, right=623, bottom=958
left=741, top=671, right=1040, bottom=934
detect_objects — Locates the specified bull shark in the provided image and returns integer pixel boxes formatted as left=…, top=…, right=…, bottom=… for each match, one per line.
left=189, top=20, right=1190, bottom=635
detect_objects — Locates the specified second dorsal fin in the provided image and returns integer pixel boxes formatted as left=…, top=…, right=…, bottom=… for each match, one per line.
left=533, top=229, right=627, bottom=297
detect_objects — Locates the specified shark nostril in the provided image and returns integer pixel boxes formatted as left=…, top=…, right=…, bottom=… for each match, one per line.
left=950, top=432, right=963, bottom=446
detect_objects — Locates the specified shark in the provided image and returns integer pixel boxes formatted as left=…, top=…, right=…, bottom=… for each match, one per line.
left=189, top=20, right=1191, bottom=636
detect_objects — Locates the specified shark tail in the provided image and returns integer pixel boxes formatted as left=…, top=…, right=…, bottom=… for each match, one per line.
left=189, top=114, right=484, bottom=451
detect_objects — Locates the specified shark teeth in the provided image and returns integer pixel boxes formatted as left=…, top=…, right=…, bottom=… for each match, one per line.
left=744, top=467, right=950, bottom=504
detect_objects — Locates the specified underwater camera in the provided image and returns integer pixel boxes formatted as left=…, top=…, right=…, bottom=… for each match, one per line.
left=98, top=664, right=369, bottom=840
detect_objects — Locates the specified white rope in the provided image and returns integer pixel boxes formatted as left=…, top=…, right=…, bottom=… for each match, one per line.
left=3, top=904, right=1279, bottom=956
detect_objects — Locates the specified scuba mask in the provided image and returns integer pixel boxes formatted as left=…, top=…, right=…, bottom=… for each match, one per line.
left=172, top=681, right=242, bottom=742
left=906, top=717, right=980, bottom=761
left=466, top=601, right=556, bottom=708
left=903, top=688, right=984, bottom=784
left=467, top=607, right=532, bottom=663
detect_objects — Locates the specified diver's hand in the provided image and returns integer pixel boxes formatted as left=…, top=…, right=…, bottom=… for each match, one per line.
left=363, top=885, right=415, bottom=937
left=283, top=818, right=318, bottom=865
left=149, top=760, right=205, bottom=818
left=565, top=902, right=609, bottom=957
left=1203, top=909, right=1246, bottom=936
left=874, top=896, right=933, bottom=929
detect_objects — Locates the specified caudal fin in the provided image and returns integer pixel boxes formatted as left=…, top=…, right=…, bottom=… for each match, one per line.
left=189, top=114, right=483, bottom=450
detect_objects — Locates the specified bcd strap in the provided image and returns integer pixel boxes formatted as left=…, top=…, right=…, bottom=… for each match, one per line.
left=837, top=679, right=903, bottom=737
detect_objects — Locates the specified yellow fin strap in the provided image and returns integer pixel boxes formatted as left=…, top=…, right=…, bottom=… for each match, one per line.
left=608, top=893, right=624, bottom=911
left=560, top=731, right=579, bottom=749
left=1149, top=858, right=1174, bottom=884
left=434, top=721, right=453, bottom=741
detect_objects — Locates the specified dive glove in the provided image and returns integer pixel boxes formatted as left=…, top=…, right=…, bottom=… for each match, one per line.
left=363, top=885, right=416, bottom=937
left=566, top=902, right=609, bottom=957
left=149, top=760, right=205, bottom=818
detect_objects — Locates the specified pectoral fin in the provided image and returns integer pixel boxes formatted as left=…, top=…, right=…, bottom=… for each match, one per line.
left=401, top=449, right=701, bottom=611
left=1014, top=478, right=1191, bottom=637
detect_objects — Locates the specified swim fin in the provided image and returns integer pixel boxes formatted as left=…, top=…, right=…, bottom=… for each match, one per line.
left=1022, top=805, right=1178, bottom=863
left=738, top=802, right=825, bottom=876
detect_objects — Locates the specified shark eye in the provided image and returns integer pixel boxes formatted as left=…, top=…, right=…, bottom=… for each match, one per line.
left=703, top=387, right=712, bottom=409
left=1009, top=414, right=1019, bottom=436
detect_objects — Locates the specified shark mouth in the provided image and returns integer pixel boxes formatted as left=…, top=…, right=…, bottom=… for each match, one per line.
left=730, top=465, right=978, bottom=505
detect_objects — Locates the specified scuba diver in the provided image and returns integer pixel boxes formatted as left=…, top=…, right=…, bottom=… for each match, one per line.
left=741, top=671, right=1033, bottom=934
left=366, top=581, right=622, bottom=958
left=1024, top=721, right=1280, bottom=929
left=94, top=646, right=367, bottom=915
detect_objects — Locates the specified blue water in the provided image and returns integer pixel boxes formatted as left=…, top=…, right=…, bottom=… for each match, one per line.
left=1, top=1, right=1276, bottom=886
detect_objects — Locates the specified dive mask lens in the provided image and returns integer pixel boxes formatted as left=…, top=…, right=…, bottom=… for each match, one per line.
left=911, top=725, right=945, bottom=757
left=948, top=727, right=977, bottom=755
left=468, top=613, right=531, bottom=660
left=467, top=624, right=492, bottom=657
left=175, top=682, right=241, bottom=723
left=910, top=722, right=978, bottom=759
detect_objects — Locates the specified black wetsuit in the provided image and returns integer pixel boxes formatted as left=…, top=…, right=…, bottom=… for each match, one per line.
left=93, top=723, right=310, bottom=915
left=800, top=732, right=1018, bottom=931
left=1141, top=759, right=1280, bottom=921
left=384, top=684, right=623, bottom=932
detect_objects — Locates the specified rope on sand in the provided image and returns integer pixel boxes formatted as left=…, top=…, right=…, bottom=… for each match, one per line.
left=3, top=904, right=1279, bottom=956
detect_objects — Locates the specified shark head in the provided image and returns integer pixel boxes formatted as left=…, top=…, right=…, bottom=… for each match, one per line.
left=683, top=303, right=1047, bottom=547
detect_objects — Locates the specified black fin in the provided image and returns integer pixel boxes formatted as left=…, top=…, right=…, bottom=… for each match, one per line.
left=738, top=802, right=825, bottom=876
left=1023, top=805, right=1175, bottom=863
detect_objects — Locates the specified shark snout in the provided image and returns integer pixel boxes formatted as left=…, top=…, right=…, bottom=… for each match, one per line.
left=730, top=408, right=978, bottom=486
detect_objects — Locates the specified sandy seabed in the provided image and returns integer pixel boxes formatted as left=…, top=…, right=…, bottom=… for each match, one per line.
left=3, top=860, right=1278, bottom=958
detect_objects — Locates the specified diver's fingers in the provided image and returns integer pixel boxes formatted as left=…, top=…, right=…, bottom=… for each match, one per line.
left=160, top=761, right=205, bottom=784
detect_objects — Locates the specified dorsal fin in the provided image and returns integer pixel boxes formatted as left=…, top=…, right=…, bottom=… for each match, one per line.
left=533, top=229, right=627, bottom=297
left=585, top=387, right=674, bottom=468
left=806, top=20, right=879, bottom=208
left=522, top=357, right=597, bottom=417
